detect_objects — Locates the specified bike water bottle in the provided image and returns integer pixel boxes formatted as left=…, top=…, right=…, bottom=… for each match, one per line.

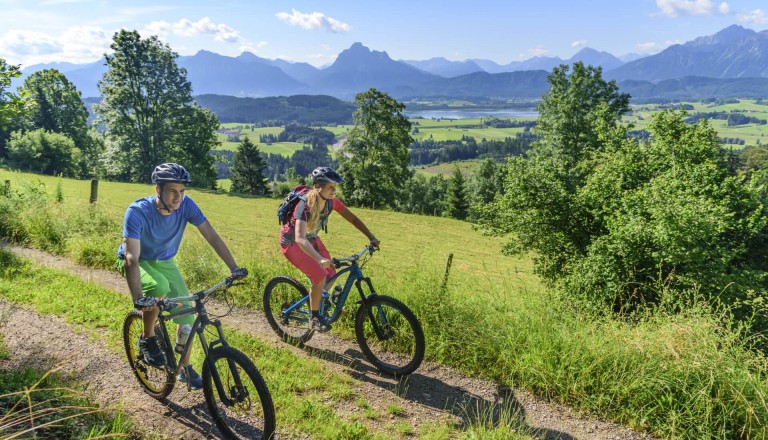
left=321, top=290, right=331, bottom=313
left=175, top=324, right=192, bottom=353
left=331, top=285, right=343, bottom=304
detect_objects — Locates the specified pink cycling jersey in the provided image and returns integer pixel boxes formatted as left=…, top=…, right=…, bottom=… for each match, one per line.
left=280, top=196, right=346, bottom=283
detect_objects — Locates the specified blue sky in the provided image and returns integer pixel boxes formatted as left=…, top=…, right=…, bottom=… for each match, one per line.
left=1, top=0, right=767, bottom=68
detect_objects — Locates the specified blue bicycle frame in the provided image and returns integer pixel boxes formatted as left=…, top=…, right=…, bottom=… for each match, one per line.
left=280, top=245, right=378, bottom=324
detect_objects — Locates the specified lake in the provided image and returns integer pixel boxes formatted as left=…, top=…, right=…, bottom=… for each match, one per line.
left=405, top=108, right=538, bottom=119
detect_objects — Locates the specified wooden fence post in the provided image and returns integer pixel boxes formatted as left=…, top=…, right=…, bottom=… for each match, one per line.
left=441, top=253, right=454, bottom=292
left=89, top=179, right=99, bottom=203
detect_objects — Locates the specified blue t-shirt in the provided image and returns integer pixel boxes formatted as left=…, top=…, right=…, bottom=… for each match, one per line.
left=117, top=195, right=206, bottom=260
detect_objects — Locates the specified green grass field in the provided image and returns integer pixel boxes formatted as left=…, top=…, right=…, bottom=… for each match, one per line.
left=217, top=123, right=328, bottom=156
left=626, top=99, right=768, bottom=148
left=1, top=169, right=767, bottom=439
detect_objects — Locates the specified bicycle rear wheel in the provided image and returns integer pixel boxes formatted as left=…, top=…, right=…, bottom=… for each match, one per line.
left=355, top=295, right=425, bottom=376
left=202, top=347, right=276, bottom=440
left=263, top=276, right=313, bottom=345
left=122, top=310, right=175, bottom=399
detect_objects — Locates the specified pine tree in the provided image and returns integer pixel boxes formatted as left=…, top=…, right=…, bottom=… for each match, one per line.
left=230, top=137, right=269, bottom=195
left=445, top=164, right=469, bottom=220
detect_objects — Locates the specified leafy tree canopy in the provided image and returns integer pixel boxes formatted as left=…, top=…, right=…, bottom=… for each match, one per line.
left=478, top=63, right=768, bottom=329
left=0, top=58, right=32, bottom=156
left=338, top=88, right=413, bottom=208
left=95, top=30, right=218, bottom=187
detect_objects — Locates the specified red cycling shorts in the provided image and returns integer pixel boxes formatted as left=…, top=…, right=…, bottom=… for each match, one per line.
left=281, top=237, right=336, bottom=284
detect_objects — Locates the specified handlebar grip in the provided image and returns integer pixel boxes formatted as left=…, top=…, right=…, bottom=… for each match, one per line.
left=134, top=296, right=157, bottom=309
left=332, top=258, right=341, bottom=268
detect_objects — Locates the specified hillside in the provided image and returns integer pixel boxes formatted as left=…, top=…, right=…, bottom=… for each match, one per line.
left=1, top=169, right=766, bottom=438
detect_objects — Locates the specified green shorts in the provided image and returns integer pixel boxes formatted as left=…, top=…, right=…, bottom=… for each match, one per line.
left=116, top=257, right=194, bottom=325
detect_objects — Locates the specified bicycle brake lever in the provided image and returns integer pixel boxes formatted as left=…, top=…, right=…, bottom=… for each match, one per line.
left=156, top=298, right=169, bottom=311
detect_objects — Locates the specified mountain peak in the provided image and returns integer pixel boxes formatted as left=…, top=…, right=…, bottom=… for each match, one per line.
left=690, top=24, right=754, bottom=46
left=333, top=42, right=393, bottom=66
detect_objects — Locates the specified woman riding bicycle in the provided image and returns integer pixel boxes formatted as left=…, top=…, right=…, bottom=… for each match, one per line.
left=117, top=162, right=245, bottom=390
left=279, top=166, right=380, bottom=332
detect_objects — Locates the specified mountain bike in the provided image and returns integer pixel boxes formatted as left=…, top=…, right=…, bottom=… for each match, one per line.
left=122, top=271, right=276, bottom=440
left=263, top=244, right=425, bottom=376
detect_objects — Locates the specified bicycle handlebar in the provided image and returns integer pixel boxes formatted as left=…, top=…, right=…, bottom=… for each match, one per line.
left=135, top=269, right=248, bottom=311
left=332, top=244, right=377, bottom=268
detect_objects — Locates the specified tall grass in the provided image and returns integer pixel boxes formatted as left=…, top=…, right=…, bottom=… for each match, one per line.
left=0, top=359, right=133, bottom=439
left=1, top=169, right=767, bottom=438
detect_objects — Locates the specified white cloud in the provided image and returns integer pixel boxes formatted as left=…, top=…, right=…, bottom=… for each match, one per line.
left=571, top=39, right=588, bottom=48
left=276, top=9, right=350, bottom=33
left=737, top=9, right=768, bottom=26
left=142, top=17, right=245, bottom=44
left=240, top=42, right=268, bottom=55
left=636, top=39, right=682, bottom=53
left=656, top=0, right=730, bottom=17
left=525, top=45, right=551, bottom=57
left=140, top=17, right=267, bottom=54
left=0, top=26, right=110, bottom=66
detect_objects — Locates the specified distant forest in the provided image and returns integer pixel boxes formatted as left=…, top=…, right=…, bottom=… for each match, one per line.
left=194, top=94, right=356, bottom=125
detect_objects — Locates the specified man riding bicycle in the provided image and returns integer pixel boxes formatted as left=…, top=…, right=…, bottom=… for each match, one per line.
left=116, top=162, right=245, bottom=390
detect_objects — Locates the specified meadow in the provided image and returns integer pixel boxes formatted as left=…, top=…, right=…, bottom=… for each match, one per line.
left=217, top=123, right=350, bottom=155
left=627, top=99, right=768, bottom=147
left=0, top=168, right=766, bottom=439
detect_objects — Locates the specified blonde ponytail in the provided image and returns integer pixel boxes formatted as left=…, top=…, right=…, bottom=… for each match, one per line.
left=305, top=188, right=323, bottom=232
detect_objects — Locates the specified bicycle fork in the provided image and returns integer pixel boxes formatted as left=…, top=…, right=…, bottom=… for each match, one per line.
left=202, top=320, right=250, bottom=406
left=356, top=277, right=394, bottom=341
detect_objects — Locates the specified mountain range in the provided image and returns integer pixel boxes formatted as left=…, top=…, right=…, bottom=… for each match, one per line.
left=17, top=25, right=768, bottom=101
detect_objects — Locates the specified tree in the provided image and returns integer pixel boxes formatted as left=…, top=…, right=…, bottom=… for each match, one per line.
left=338, top=88, right=413, bottom=209
left=478, top=62, right=632, bottom=281
left=230, top=137, right=269, bottom=195
left=534, top=62, right=630, bottom=176
left=445, top=164, right=469, bottom=220
left=7, top=129, right=80, bottom=176
left=0, top=59, right=31, bottom=157
left=95, top=30, right=218, bottom=185
left=21, top=69, right=89, bottom=145
left=396, top=173, right=447, bottom=216
left=167, top=105, right=220, bottom=189
left=479, top=63, right=768, bottom=324
left=569, top=110, right=768, bottom=318
left=468, top=158, right=504, bottom=207
left=20, top=69, right=103, bottom=178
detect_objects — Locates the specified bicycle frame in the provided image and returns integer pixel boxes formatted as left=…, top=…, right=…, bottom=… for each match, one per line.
left=280, top=245, right=379, bottom=323
left=154, top=279, right=247, bottom=399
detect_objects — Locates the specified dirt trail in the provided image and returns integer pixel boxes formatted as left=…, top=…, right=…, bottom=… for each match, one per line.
left=1, top=243, right=653, bottom=440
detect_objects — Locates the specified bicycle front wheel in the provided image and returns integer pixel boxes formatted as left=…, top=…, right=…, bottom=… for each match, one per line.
left=122, top=310, right=175, bottom=399
left=355, top=295, right=425, bottom=376
left=202, top=347, right=276, bottom=440
left=263, top=276, right=313, bottom=345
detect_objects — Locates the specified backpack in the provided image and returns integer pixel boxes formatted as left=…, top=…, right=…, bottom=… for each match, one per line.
left=277, top=185, right=310, bottom=225
left=277, top=185, right=335, bottom=230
